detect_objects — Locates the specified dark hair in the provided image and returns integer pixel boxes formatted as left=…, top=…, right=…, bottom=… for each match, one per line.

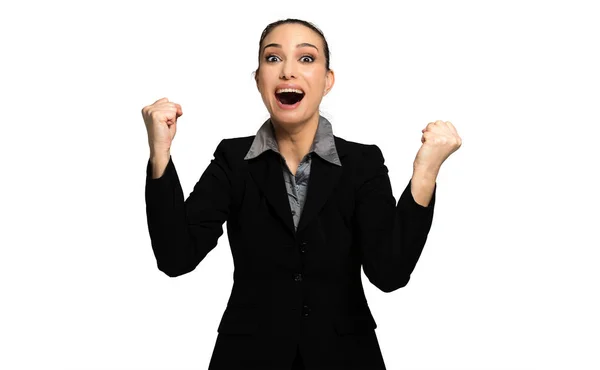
left=254, top=18, right=331, bottom=80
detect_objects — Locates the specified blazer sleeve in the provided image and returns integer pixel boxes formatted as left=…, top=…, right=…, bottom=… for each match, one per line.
left=353, top=144, right=436, bottom=292
left=144, top=139, right=233, bottom=277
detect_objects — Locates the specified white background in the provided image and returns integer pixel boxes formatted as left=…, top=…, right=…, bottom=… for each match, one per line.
left=1, top=0, right=598, bottom=369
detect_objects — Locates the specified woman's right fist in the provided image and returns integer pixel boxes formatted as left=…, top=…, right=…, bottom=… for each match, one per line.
left=141, top=97, right=183, bottom=155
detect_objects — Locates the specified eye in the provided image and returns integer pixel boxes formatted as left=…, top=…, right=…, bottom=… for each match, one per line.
left=300, top=55, right=315, bottom=63
left=265, top=54, right=280, bottom=63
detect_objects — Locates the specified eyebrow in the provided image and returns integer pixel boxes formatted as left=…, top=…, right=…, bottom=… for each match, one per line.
left=262, top=42, right=319, bottom=53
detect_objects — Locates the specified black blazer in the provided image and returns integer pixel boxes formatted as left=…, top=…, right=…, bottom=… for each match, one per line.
left=145, top=135, right=436, bottom=369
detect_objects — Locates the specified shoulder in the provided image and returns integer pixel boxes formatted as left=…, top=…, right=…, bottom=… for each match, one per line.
left=215, top=136, right=254, bottom=157
left=335, top=137, right=388, bottom=184
left=335, top=136, right=385, bottom=164
left=210, top=136, right=254, bottom=169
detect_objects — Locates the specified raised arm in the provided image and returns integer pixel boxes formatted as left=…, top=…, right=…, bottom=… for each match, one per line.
left=353, top=144, right=436, bottom=293
left=145, top=139, right=233, bottom=277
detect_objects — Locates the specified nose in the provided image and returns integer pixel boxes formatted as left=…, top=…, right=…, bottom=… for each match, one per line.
left=280, top=60, right=296, bottom=80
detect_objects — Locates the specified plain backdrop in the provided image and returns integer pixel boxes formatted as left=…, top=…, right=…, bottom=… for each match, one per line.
left=1, top=0, right=598, bottom=369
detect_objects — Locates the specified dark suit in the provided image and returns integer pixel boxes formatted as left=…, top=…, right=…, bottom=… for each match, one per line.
left=145, top=135, right=436, bottom=369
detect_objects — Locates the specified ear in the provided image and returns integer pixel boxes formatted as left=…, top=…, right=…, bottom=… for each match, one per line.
left=323, top=69, right=335, bottom=96
left=254, top=70, right=260, bottom=90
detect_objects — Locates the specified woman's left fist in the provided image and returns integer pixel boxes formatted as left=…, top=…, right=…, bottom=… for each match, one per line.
left=414, top=120, right=462, bottom=170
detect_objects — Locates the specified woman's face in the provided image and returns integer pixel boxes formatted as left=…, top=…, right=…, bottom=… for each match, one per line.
left=256, top=23, right=334, bottom=127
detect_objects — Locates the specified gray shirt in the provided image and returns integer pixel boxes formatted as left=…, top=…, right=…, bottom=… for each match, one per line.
left=244, top=115, right=342, bottom=231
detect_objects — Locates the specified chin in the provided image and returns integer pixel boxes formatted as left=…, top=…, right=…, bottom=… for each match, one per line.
left=271, top=111, right=307, bottom=125
left=271, top=104, right=316, bottom=122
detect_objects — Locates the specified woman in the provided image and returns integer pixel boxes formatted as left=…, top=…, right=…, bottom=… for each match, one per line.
left=142, top=18, right=461, bottom=370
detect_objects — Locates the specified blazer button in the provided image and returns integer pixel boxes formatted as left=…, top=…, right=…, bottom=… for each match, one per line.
left=302, top=305, right=311, bottom=317
left=299, top=241, right=308, bottom=254
left=294, top=273, right=303, bottom=282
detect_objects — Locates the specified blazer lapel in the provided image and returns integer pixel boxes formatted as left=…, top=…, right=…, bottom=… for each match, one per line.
left=248, top=137, right=347, bottom=237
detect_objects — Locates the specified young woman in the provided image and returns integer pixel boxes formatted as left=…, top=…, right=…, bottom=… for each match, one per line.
left=142, top=18, right=461, bottom=370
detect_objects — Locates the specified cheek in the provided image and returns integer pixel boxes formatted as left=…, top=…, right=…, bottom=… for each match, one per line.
left=302, top=70, right=325, bottom=95
left=258, top=80, right=272, bottom=100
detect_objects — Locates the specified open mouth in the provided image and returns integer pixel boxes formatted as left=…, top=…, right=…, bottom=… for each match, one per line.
left=275, top=91, right=305, bottom=106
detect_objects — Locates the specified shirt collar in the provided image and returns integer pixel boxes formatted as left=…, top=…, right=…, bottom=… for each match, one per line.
left=243, top=114, right=342, bottom=166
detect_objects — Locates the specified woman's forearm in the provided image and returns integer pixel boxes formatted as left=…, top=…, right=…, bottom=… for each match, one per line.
left=411, top=165, right=439, bottom=207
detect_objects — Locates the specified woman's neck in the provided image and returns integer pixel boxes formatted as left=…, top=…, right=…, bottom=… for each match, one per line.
left=271, top=112, right=319, bottom=163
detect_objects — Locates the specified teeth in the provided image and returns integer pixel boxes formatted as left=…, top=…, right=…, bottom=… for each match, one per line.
left=276, top=88, right=304, bottom=94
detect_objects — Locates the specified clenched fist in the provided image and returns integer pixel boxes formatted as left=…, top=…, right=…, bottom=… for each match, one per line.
left=141, top=97, right=183, bottom=156
left=414, top=120, right=462, bottom=171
